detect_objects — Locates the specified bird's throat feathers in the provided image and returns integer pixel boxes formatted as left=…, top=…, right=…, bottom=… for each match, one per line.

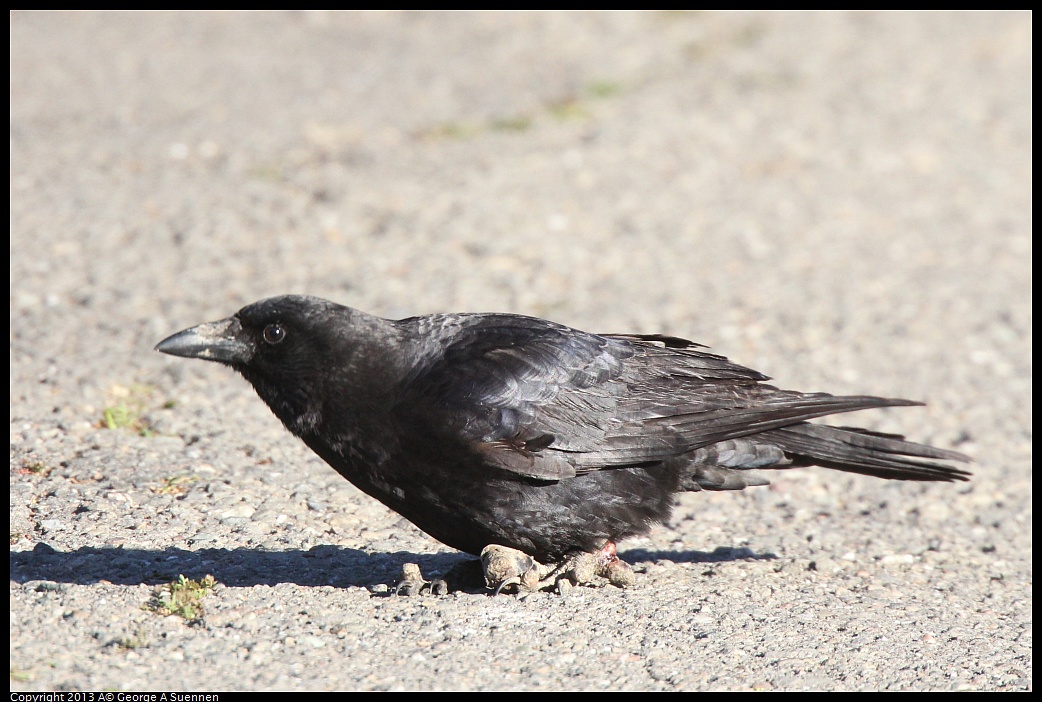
left=240, top=350, right=400, bottom=445
left=241, top=368, right=326, bottom=437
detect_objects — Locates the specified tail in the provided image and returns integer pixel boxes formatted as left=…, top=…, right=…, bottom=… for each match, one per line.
left=764, top=423, right=972, bottom=481
left=679, top=421, right=971, bottom=492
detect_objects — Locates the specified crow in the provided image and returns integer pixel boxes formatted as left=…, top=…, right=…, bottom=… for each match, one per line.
left=156, top=295, right=970, bottom=593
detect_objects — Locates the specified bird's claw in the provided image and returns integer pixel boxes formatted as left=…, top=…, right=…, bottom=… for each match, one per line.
left=394, top=562, right=428, bottom=595
left=394, top=562, right=448, bottom=596
left=481, top=544, right=550, bottom=594
left=480, top=542, right=636, bottom=595
left=492, top=576, right=522, bottom=596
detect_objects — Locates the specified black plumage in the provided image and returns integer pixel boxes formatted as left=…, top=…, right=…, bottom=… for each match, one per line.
left=156, top=295, right=969, bottom=566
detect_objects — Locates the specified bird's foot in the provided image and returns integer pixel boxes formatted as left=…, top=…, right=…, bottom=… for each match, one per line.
left=480, top=545, right=556, bottom=594
left=480, top=542, right=636, bottom=595
left=394, top=562, right=449, bottom=596
left=584, top=541, right=637, bottom=588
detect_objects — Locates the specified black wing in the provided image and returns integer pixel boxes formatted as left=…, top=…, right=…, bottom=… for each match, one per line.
left=395, top=315, right=932, bottom=480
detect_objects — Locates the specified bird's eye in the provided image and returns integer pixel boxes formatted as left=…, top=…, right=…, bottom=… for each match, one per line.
left=262, top=323, right=286, bottom=345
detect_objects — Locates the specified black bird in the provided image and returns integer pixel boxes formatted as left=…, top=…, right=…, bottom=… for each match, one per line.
left=156, top=295, right=970, bottom=592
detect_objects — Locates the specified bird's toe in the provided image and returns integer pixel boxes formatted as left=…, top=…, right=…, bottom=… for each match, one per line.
left=481, top=544, right=546, bottom=594
left=479, top=542, right=639, bottom=594
left=394, top=562, right=431, bottom=596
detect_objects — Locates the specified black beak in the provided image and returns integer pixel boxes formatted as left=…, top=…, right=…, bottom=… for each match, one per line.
left=155, top=316, right=253, bottom=365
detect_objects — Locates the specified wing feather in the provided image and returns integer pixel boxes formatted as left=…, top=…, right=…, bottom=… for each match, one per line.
left=395, top=314, right=935, bottom=480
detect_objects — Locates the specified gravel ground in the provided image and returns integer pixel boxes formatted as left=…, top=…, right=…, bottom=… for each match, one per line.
left=10, top=11, right=1031, bottom=691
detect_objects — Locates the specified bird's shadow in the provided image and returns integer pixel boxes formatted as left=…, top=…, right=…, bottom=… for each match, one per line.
left=10, top=542, right=776, bottom=591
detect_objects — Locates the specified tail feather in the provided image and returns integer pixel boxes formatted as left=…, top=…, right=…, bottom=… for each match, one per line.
left=765, top=423, right=971, bottom=482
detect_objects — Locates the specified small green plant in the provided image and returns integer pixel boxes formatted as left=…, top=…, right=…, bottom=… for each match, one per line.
left=153, top=474, right=198, bottom=496
left=10, top=667, right=32, bottom=682
left=16, top=456, right=51, bottom=476
left=489, top=115, right=533, bottom=132
left=148, top=574, right=216, bottom=622
left=100, top=384, right=163, bottom=436
left=585, top=80, right=623, bottom=99
left=103, top=403, right=139, bottom=430
left=112, top=627, right=150, bottom=650
left=548, top=98, right=590, bottom=121
left=418, top=121, right=480, bottom=141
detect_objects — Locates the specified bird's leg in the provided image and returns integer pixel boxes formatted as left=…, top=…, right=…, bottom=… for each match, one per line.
left=537, top=542, right=636, bottom=591
left=591, top=541, right=637, bottom=588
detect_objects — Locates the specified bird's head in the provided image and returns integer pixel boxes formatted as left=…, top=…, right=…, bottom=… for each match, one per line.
left=156, top=295, right=396, bottom=434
